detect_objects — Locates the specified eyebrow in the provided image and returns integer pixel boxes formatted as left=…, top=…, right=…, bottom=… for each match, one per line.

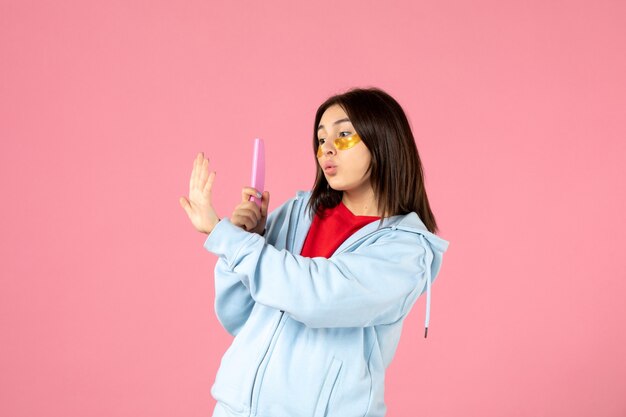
left=317, top=118, right=351, bottom=131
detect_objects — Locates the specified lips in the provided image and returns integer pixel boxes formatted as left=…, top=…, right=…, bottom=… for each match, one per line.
left=322, top=161, right=337, bottom=174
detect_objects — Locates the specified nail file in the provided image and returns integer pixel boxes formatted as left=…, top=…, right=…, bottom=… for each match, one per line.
left=249, top=138, right=265, bottom=207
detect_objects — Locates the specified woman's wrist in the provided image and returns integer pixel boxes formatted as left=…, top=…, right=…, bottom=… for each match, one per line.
left=203, top=216, right=221, bottom=235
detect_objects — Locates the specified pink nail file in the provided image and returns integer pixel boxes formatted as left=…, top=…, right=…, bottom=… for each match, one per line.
left=249, top=138, right=265, bottom=207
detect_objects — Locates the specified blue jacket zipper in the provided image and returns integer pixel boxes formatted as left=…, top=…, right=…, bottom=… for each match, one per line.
left=244, top=215, right=420, bottom=412
left=249, top=310, right=285, bottom=414
left=246, top=230, right=392, bottom=413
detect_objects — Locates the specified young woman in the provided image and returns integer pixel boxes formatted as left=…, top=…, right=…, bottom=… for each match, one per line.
left=180, top=88, right=449, bottom=417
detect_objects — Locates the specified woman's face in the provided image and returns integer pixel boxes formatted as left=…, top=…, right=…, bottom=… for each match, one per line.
left=316, top=105, right=373, bottom=195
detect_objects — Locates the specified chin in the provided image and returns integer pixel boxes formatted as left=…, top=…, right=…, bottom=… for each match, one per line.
left=327, top=183, right=347, bottom=192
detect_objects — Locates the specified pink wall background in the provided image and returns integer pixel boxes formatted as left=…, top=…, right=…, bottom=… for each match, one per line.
left=1, top=1, right=625, bottom=416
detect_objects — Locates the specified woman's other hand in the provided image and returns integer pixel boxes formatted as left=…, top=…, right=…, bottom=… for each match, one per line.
left=179, top=152, right=221, bottom=235
left=231, top=187, right=270, bottom=235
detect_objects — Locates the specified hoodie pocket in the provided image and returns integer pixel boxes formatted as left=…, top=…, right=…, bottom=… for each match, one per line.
left=313, top=357, right=342, bottom=417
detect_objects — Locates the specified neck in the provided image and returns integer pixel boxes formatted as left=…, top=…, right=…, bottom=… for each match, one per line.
left=342, top=188, right=380, bottom=217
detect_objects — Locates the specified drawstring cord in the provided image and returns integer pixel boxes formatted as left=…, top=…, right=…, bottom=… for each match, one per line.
left=424, top=271, right=431, bottom=338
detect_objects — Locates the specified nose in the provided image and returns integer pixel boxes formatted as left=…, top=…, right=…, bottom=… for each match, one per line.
left=319, top=140, right=336, bottom=157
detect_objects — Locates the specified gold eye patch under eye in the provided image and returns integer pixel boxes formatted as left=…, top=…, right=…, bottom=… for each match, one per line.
left=317, top=133, right=362, bottom=157
left=334, top=133, right=362, bottom=150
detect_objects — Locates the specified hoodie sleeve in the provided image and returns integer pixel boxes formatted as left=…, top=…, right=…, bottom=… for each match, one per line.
left=213, top=259, right=254, bottom=336
left=212, top=197, right=296, bottom=336
left=205, top=218, right=435, bottom=328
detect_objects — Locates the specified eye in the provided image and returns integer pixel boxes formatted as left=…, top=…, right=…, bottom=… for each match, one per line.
left=318, top=138, right=326, bottom=145
left=338, top=131, right=352, bottom=137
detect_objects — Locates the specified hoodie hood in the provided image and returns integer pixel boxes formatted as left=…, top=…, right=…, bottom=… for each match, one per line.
left=394, top=212, right=449, bottom=337
left=296, top=190, right=450, bottom=337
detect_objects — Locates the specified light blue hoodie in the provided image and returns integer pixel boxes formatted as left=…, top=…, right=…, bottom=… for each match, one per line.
left=204, top=191, right=449, bottom=417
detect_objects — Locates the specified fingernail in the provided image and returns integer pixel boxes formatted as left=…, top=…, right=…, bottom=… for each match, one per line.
left=256, top=192, right=262, bottom=198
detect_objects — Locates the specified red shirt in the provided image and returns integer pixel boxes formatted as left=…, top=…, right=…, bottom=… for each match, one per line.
left=300, top=201, right=380, bottom=258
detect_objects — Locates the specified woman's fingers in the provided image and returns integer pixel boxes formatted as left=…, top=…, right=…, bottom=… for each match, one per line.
left=179, top=196, right=191, bottom=216
left=181, top=153, right=221, bottom=235
left=232, top=211, right=258, bottom=230
left=199, top=157, right=209, bottom=188
left=190, top=152, right=203, bottom=190
left=203, top=170, right=216, bottom=196
left=233, top=191, right=269, bottom=234
left=191, top=152, right=212, bottom=192
left=235, top=203, right=262, bottom=222
left=260, top=191, right=270, bottom=218
left=241, top=186, right=263, bottom=203
left=232, top=215, right=256, bottom=231
left=231, top=201, right=262, bottom=230
left=188, top=153, right=216, bottom=203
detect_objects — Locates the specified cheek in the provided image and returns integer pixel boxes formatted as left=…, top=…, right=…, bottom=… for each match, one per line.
left=360, top=160, right=372, bottom=177
left=357, top=149, right=372, bottom=172
left=361, top=157, right=371, bottom=177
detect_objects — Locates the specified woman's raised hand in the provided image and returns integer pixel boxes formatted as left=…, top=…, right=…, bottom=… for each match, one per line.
left=231, top=187, right=270, bottom=235
left=179, top=152, right=221, bottom=235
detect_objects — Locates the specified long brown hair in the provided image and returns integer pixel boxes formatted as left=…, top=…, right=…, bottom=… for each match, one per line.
left=308, top=87, right=439, bottom=234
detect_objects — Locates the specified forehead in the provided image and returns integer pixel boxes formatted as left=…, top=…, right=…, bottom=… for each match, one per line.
left=318, top=104, right=351, bottom=130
